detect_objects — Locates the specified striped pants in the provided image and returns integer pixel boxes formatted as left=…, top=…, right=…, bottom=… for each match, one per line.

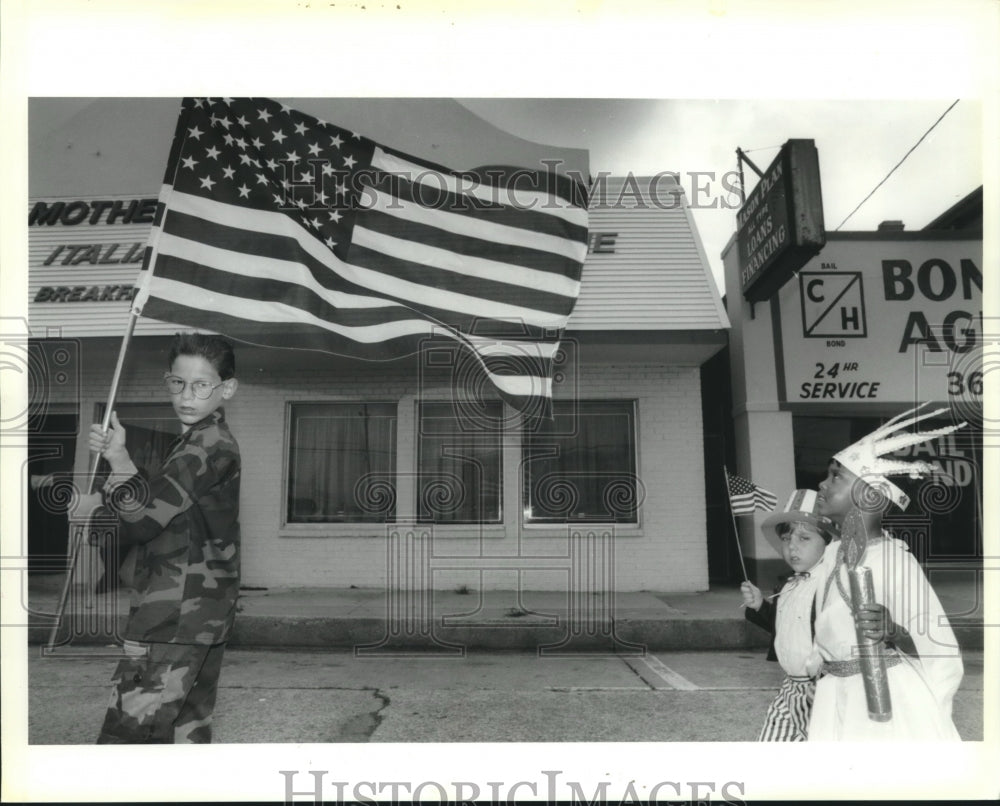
left=758, top=676, right=816, bottom=741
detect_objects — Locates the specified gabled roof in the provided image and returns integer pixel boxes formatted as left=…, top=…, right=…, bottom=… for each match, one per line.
left=922, top=185, right=983, bottom=232
left=568, top=175, right=729, bottom=333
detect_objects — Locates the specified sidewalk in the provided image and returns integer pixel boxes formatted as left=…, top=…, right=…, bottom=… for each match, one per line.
left=24, top=569, right=985, bottom=652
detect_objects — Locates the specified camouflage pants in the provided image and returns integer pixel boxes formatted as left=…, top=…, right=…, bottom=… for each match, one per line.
left=97, top=640, right=226, bottom=744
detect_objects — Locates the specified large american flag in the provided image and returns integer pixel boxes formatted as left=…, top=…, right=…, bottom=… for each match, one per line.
left=134, top=97, right=590, bottom=417
left=725, top=468, right=779, bottom=515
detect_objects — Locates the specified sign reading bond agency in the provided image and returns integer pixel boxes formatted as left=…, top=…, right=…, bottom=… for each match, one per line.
left=737, top=139, right=825, bottom=302
left=775, top=234, right=984, bottom=410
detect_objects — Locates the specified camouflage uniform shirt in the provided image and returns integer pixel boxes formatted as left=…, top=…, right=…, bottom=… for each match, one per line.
left=103, top=409, right=241, bottom=645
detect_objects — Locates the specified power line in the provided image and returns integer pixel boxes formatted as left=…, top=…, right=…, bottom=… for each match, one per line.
left=834, top=99, right=960, bottom=231
left=742, top=144, right=783, bottom=154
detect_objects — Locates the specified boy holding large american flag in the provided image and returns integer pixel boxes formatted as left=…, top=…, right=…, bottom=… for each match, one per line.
left=72, top=333, right=241, bottom=743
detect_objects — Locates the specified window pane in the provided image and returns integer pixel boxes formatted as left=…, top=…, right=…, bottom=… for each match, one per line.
left=524, top=401, right=638, bottom=523
left=287, top=403, right=397, bottom=523
left=418, top=401, right=502, bottom=523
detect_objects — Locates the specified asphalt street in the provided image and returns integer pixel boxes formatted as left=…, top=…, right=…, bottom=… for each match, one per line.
left=25, top=647, right=985, bottom=744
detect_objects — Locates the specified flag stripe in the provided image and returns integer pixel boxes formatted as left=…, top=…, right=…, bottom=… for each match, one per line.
left=372, top=147, right=588, bottom=230
left=376, top=143, right=589, bottom=213
left=158, top=217, right=396, bottom=309
left=145, top=277, right=442, bottom=343
left=150, top=254, right=416, bottom=327
left=149, top=241, right=553, bottom=343
left=366, top=175, right=589, bottom=255
left=346, top=236, right=580, bottom=316
left=140, top=292, right=551, bottom=400
left=358, top=202, right=585, bottom=285
left=147, top=251, right=563, bottom=352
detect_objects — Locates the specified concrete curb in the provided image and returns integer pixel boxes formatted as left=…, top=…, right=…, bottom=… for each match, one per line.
left=25, top=576, right=983, bottom=652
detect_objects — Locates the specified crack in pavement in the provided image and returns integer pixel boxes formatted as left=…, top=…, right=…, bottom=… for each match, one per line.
left=335, top=687, right=390, bottom=742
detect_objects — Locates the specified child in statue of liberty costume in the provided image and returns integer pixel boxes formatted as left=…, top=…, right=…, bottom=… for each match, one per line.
left=809, top=403, right=965, bottom=741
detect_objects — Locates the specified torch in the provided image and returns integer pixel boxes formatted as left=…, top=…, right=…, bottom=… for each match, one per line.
left=843, top=508, right=892, bottom=722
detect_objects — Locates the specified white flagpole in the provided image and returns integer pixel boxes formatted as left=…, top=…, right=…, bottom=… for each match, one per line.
left=723, top=466, right=751, bottom=583
left=46, top=102, right=183, bottom=652
left=45, top=311, right=140, bottom=652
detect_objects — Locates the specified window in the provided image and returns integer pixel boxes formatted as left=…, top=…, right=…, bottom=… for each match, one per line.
left=417, top=401, right=503, bottom=523
left=287, top=402, right=397, bottom=523
left=523, top=400, right=638, bottom=524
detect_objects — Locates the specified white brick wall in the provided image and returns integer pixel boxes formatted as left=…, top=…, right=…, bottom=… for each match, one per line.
left=63, top=341, right=709, bottom=593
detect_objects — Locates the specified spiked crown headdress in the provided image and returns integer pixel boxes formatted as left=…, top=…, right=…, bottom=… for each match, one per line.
left=832, top=403, right=967, bottom=510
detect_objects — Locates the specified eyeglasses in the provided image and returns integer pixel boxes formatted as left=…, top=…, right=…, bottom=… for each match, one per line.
left=164, top=375, right=226, bottom=399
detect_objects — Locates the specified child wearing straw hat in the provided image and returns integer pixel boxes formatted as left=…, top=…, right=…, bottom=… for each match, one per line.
left=742, top=489, right=839, bottom=741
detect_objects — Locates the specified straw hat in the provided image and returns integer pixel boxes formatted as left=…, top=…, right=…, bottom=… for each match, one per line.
left=761, top=489, right=840, bottom=553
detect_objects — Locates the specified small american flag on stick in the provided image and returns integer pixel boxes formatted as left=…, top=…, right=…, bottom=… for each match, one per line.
left=725, top=468, right=778, bottom=515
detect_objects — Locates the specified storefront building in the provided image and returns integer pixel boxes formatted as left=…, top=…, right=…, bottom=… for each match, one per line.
left=26, top=100, right=729, bottom=592
left=723, top=186, right=983, bottom=588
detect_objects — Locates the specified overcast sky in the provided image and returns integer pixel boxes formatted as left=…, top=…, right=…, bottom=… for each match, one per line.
left=460, top=98, right=982, bottom=289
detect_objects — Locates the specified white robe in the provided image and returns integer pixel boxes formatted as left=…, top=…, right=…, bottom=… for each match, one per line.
left=809, top=535, right=963, bottom=741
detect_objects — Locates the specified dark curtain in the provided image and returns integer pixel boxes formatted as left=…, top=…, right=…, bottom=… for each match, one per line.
left=288, top=405, right=396, bottom=522
left=418, top=402, right=502, bottom=523
left=525, top=403, right=636, bottom=523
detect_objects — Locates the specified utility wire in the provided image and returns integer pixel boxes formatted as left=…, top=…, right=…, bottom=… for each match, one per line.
left=835, top=99, right=960, bottom=231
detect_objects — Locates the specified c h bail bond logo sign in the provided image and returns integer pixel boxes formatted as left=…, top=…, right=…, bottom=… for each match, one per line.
left=779, top=238, right=983, bottom=406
